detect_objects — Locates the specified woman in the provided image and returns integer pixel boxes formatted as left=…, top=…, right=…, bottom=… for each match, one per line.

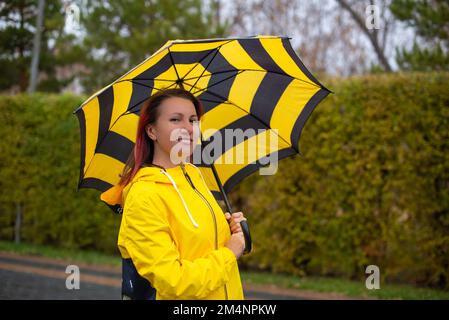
left=102, top=89, right=247, bottom=300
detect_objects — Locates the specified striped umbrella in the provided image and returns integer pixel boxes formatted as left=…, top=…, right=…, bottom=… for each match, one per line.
left=74, top=35, right=330, bottom=253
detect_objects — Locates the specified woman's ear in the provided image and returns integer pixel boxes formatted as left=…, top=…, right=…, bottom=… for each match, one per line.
left=145, top=125, right=157, bottom=141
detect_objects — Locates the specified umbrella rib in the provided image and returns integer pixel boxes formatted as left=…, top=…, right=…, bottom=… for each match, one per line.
left=181, top=39, right=236, bottom=82
left=190, top=70, right=243, bottom=95
left=121, top=70, right=320, bottom=91
left=188, top=49, right=220, bottom=92
left=185, top=69, right=321, bottom=89
left=124, top=80, right=178, bottom=114
left=184, top=81, right=293, bottom=150
left=167, top=47, right=181, bottom=82
left=183, top=69, right=239, bottom=81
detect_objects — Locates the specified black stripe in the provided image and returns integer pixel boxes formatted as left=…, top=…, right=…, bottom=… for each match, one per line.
left=200, top=147, right=298, bottom=202
left=197, top=91, right=227, bottom=113
left=79, top=177, right=113, bottom=193
left=222, top=147, right=298, bottom=194
left=281, top=38, right=331, bottom=91
left=249, top=72, right=293, bottom=126
left=172, top=49, right=216, bottom=66
left=75, top=109, right=86, bottom=190
left=127, top=80, right=154, bottom=113
left=134, top=53, right=172, bottom=80
left=196, top=72, right=238, bottom=112
left=195, top=51, right=238, bottom=112
left=198, top=98, right=233, bottom=113
left=200, top=50, right=235, bottom=73
left=238, top=38, right=286, bottom=75
left=185, top=49, right=220, bottom=90
left=211, top=190, right=223, bottom=201
left=96, top=131, right=135, bottom=164
left=291, top=88, right=330, bottom=153
left=199, top=114, right=269, bottom=163
left=96, top=86, right=114, bottom=152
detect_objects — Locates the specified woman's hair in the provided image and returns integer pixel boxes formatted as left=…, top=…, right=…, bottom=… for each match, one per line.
left=118, top=88, right=204, bottom=186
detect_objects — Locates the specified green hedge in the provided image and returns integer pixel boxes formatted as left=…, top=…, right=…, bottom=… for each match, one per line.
left=231, top=72, right=449, bottom=289
left=0, top=72, right=448, bottom=288
left=0, top=94, right=120, bottom=253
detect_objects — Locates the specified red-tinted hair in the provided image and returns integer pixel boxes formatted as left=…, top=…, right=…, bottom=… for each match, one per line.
left=118, top=88, right=204, bottom=186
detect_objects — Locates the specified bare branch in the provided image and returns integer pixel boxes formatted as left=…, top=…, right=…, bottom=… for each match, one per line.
left=336, top=0, right=392, bottom=71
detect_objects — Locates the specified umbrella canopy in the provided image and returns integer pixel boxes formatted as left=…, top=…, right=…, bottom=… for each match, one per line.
left=74, top=35, right=330, bottom=204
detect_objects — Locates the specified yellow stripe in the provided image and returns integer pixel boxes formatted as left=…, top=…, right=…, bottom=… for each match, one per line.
left=151, top=63, right=212, bottom=92
left=177, top=64, right=211, bottom=90
left=110, top=113, right=139, bottom=143
left=227, top=71, right=265, bottom=113
left=219, top=40, right=264, bottom=71
left=270, top=79, right=320, bottom=144
left=121, top=50, right=170, bottom=81
left=259, top=38, right=318, bottom=85
left=84, top=153, right=125, bottom=186
left=200, top=103, right=248, bottom=140
left=111, top=81, right=133, bottom=130
left=82, top=98, right=100, bottom=176
left=212, top=130, right=289, bottom=183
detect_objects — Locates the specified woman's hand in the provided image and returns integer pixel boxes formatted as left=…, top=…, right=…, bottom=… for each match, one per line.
left=225, top=231, right=245, bottom=259
left=225, top=211, right=247, bottom=234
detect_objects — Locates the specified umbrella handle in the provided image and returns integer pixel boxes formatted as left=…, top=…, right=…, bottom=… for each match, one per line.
left=200, top=133, right=252, bottom=254
left=240, top=219, right=252, bottom=254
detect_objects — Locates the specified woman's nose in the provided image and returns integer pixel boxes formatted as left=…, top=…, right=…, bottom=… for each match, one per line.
left=183, top=120, right=193, bottom=135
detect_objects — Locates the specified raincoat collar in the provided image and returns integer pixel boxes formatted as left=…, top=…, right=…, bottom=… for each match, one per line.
left=100, top=162, right=198, bottom=208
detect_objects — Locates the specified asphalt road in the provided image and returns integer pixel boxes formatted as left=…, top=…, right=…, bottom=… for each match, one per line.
left=0, top=252, right=314, bottom=300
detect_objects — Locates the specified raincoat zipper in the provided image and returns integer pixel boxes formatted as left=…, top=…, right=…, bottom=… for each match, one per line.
left=180, top=164, right=229, bottom=300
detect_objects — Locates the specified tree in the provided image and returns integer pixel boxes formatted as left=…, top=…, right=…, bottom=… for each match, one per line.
left=0, top=0, right=86, bottom=92
left=336, top=0, right=395, bottom=72
left=80, top=0, right=229, bottom=91
left=390, top=0, right=449, bottom=71
left=226, top=0, right=388, bottom=76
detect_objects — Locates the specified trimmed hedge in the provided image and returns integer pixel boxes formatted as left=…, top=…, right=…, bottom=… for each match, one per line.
left=0, top=72, right=448, bottom=288
left=0, top=94, right=120, bottom=253
left=231, top=72, right=449, bottom=289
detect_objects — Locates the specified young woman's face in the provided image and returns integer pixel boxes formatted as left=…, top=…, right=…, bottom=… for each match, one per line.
left=146, top=96, right=199, bottom=162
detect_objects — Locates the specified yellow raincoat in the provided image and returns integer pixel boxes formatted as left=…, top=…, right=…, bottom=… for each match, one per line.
left=103, top=162, right=244, bottom=300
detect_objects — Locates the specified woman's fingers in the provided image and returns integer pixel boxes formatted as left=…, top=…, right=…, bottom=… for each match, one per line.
left=231, top=222, right=242, bottom=232
left=226, top=212, right=247, bottom=234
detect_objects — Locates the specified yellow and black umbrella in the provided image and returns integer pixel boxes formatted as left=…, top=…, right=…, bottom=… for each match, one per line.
left=74, top=35, right=330, bottom=253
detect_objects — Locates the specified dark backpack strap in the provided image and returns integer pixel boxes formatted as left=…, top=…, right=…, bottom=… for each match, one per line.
left=121, top=258, right=156, bottom=300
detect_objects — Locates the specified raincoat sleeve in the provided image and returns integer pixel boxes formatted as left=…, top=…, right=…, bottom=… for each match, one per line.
left=121, top=183, right=237, bottom=299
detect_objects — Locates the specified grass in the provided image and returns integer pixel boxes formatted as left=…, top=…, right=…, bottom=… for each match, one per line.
left=241, top=271, right=449, bottom=300
left=1, top=240, right=448, bottom=299
left=0, top=240, right=121, bottom=267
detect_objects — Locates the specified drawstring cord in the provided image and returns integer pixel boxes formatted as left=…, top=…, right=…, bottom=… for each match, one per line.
left=160, top=169, right=199, bottom=228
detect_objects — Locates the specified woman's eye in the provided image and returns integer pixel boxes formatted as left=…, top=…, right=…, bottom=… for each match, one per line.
left=170, top=119, right=180, bottom=122
left=190, top=119, right=198, bottom=123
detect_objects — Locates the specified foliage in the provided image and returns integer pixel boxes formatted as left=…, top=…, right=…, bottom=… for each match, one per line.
left=80, top=0, right=228, bottom=90
left=231, top=72, right=449, bottom=289
left=391, top=0, right=449, bottom=71
left=0, top=93, right=120, bottom=253
left=1, top=72, right=448, bottom=288
left=0, top=0, right=86, bottom=92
